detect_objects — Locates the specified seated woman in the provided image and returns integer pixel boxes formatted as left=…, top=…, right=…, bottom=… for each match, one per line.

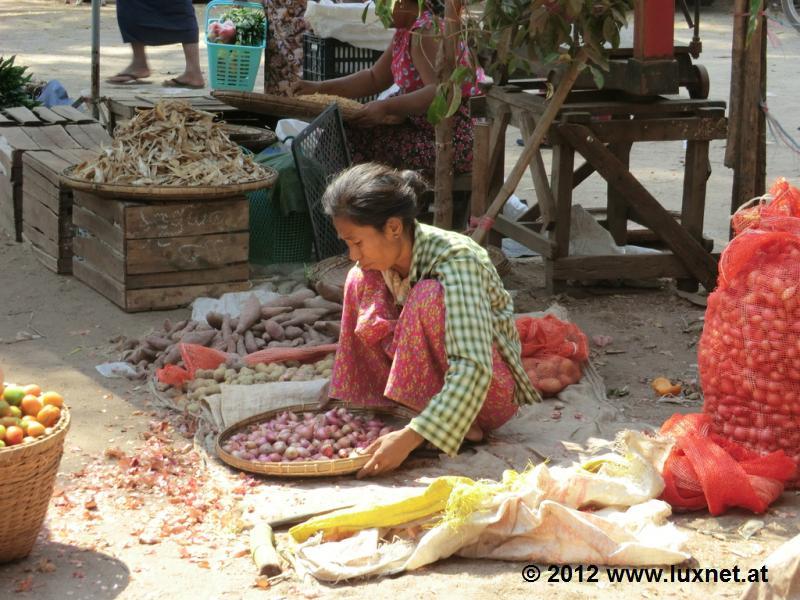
left=292, top=0, right=482, bottom=175
left=322, top=164, right=540, bottom=478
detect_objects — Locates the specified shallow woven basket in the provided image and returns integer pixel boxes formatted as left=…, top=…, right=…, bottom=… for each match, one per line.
left=216, top=401, right=412, bottom=478
left=0, top=407, right=70, bottom=563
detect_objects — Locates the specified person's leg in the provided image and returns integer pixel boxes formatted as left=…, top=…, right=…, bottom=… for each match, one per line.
left=107, top=43, right=151, bottom=82
left=166, top=42, right=204, bottom=87
left=384, top=279, right=517, bottom=441
left=328, top=267, right=398, bottom=408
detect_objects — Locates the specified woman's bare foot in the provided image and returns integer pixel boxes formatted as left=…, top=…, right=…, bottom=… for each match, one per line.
left=465, top=422, right=484, bottom=442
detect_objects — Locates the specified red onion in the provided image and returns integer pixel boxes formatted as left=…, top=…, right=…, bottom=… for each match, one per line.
left=284, top=446, right=299, bottom=460
left=272, top=441, right=287, bottom=454
left=337, top=448, right=350, bottom=459
left=320, top=444, right=334, bottom=458
left=258, top=443, right=273, bottom=454
left=267, top=453, right=283, bottom=462
left=245, top=440, right=258, bottom=450
left=277, top=430, right=291, bottom=442
left=265, top=431, right=278, bottom=443
left=296, top=425, right=313, bottom=440
left=325, top=409, right=342, bottom=427
left=313, top=427, right=329, bottom=441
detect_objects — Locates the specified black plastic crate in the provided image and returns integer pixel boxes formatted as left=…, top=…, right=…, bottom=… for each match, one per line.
left=303, top=33, right=383, bottom=101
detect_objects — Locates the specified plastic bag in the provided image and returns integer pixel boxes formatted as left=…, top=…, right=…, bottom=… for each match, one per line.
left=516, top=315, right=588, bottom=397
left=700, top=178, right=800, bottom=487
left=244, top=343, right=338, bottom=367
left=156, top=344, right=232, bottom=387
left=659, top=414, right=796, bottom=515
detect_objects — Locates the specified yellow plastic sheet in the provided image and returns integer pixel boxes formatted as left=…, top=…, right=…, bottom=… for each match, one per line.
left=289, top=476, right=472, bottom=543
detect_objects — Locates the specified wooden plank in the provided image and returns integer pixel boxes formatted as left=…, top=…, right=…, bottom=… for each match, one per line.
left=20, top=125, right=81, bottom=150
left=75, top=123, right=112, bottom=150
left=73, top=258, right=127, bottom=308
left=125, top=232, right=249, bottom=275
left=124, top=198, right=248, bottom=239
left=33, top=106, right=69, bottom=124
left=0, top=182, right=18, bottom=240
left=470, top=119, right=490, bottom=218
left=23, top=216, right=60, bottom=255
left=125, top=281, right=251, bottom=313
left=552, top=252, right=722, bottom=281
left=23, top=150, right=74, bottom=186
left=73, top=191, right=126, bottom=228
left=678, top=139, right=711, bottom=292
left=23, top=195, right=69, bottom=242
left=571, top=116, right=728, bottom=144
left=606, top=141, right=632, bottom=245
left=493, top=215, right=554, bottom=258
left=23, top=181, right=67, bottom=223
left=63, top=125, right=96, bottom=150
left=29, top=242, right=71, bottom=274
left=50, top=105, right=95, bottom=124
left=0, top=128, right=40, bottom=175
left=572, top=161, right=595, bottom=188
left=559, top=123, right=718, bottom=291
left=519, top=114, right=556, bottom=228
left=73, top=204, right=124, bottom=251
left=487, top=86, right=727, bottom=119
left=73, top=234, right=125, bottom=283
left=126, top=262, right=249, bottom=290
left=0, top=112, right=12, bottom=126
left=3, top=107, right=41, bottom=125
left=546, top=141, right=575, bottom=293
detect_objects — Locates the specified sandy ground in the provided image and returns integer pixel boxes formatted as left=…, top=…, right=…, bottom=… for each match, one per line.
left=1, top=1, right=800, bottom=599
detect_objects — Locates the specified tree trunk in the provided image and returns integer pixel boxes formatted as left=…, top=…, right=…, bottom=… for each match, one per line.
left=433, top=0, right=459, bottom=229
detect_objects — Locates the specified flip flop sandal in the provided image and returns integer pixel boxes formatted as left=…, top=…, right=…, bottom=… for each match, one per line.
left=106, top=73, right=151, bottom=86
left=162, top=78, right=205, bottom=89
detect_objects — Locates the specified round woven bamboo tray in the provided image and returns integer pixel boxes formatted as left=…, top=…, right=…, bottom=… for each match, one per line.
left=60, top=165, right=278, bottom=201
left=216, top=401, right=412, bottom=478
left=222, top=124, right=278, bottom=152
left=0, top=407, right=70, bottom=563
left=211, top=90, right=400, bottom=125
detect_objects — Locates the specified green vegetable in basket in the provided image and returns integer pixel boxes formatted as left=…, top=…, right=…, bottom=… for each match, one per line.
left=219, top=8, right=265, bottom=47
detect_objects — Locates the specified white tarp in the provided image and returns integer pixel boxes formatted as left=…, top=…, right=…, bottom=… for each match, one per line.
left=304, top=1, right=394, bottom=52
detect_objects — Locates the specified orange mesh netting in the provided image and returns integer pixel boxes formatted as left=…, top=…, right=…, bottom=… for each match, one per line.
left=700, top=178, right=800, bottom=488
left=659, top=414, right=796, bottom=515
left=516, top=315, right=589, bottom=397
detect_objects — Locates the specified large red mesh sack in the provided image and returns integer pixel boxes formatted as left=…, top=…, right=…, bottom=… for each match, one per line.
left=700, top=179, right=800, bottom=488
left=732, top=177, right=800, bottom=235
left=516, top=315, right=589, bottom=397
left=659, top=413, right=796, bottom=515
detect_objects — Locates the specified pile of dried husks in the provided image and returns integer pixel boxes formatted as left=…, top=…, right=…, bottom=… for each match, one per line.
left=73, top=100, right=268, bottom=186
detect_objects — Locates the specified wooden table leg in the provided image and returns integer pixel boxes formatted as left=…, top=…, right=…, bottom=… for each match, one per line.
left=678, top=139, right=711, bottom=292
left=487, top=112, right=509, bottom=248
left=545, top=142, right=575, bottom=294
left=471, top=117, right=491, bottom=219
left=606, top=141, right=632, bottom=245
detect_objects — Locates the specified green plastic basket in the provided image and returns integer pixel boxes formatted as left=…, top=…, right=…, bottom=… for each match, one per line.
left=248, top=187, right=314, bottom=265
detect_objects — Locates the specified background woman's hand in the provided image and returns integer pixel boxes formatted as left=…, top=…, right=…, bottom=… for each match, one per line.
left=351, top=100, right=391, bottom=127
left=291, top=79, right=321, bottom=96
left=357, top=426, right=424, bottom=478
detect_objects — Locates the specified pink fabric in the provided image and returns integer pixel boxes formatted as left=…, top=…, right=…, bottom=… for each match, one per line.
left=390, top=11, right=484, bottom=97
left=329, top=267, right=517, bottom=432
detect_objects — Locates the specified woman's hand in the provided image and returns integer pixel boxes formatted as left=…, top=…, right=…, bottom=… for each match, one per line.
left=357, top=426, right=425, bottom=478
left=351, top=100, right=391, bottom=128
left=291, top=79, right=321, bottom=97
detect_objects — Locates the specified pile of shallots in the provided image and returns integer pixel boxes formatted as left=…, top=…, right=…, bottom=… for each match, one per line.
left=221, top=407, right=394, bottom=462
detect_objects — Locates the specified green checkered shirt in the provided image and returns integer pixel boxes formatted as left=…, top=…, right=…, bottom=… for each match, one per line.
left=407, top=222, right=541, bottom=456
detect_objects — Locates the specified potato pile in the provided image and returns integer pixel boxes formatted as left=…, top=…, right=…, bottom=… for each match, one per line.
left=119, top=289, right=341, bottom=378
left=186, top=355, right=334, bottom=402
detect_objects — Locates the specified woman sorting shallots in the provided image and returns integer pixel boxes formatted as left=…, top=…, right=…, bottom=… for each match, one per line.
left=321, top=164, right=540, bottom=478
left=292, top=0, right=482, bottom=176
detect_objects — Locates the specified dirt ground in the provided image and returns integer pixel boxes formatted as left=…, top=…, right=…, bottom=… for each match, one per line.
left=1, top=1, right=800, bottom=599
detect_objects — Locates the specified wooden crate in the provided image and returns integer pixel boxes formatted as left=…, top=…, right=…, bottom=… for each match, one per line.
left=71, top=191, right=251, bottom=312
left=22, top=149, right=97, bottom=274
left=0, top=105, right=111, bottom=242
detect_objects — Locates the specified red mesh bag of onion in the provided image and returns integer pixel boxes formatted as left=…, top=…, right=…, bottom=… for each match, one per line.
left=699, top=178, right=800, bottom=487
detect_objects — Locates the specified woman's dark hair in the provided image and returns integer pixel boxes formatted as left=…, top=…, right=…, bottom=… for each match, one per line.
left=322, top=163, right=427, bottom=231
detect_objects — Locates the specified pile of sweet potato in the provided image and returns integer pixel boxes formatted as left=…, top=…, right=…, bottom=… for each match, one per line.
left=119, top=289, right=341, bottom=376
